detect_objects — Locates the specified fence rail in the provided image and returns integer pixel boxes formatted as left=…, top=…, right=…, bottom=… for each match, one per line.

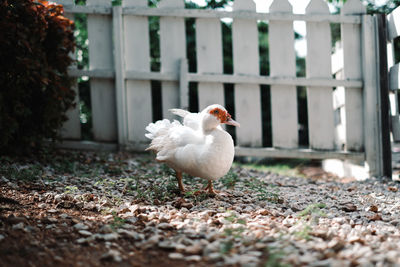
left=58, top=0, right=388, bottom=178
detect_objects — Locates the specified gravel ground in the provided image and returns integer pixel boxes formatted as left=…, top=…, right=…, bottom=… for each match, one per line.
left=0, top=150, right=400, bottom=266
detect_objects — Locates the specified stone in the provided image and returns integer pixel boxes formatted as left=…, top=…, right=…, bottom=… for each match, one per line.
left=100, top=233, right=119, bottom=241
left=157, top=222, right=173, bottom=230
left=117, top=229, right=141, bottom=240
left=368, top=205, right=379, bottom=213
left=78, top=230, right=93, bottom=237
left=185, top=255, right=201, bottom=261
left=342, top=204, right=357, bottom=212
left=158, top=241, right=177, bottom=250
left=185, top=243, right=203, bottom=255
left=12, top=222, right=24, bottom=230
left=73, top=223, right=89, bottom=231
left=47, top=209, right=58, bottom=213
left=59, top=214, right=69, bottom=219
left=38, top=203, right=47, bottom=209
left=206, top=252, right=222, bottom=261
left=101, top=249, right=122, bottom=262
left=168, top=253, right=184, bottom=260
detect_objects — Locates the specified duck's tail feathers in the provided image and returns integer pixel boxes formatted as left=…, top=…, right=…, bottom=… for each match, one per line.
left=145, top=119, right=171, bottom=140
left=145, top=119, right=181, bottom=161
left=169, top=108, right=190, bottom=118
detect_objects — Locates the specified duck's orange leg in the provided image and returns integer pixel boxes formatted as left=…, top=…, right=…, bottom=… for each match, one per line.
left=175, top=170, right=185, bottom=193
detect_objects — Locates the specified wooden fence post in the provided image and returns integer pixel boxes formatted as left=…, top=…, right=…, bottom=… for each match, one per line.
left=361, top=14, right=384, bottom=177
left=306, top=0, right=335, bottom=150
left=87, top=0, right=117, bottom=142
left=122, top=0, right=152, bottom=148
left=269, top=0, right=298, bottom=148
left=159, top=0, right=186, bottom=119
left=179, top=58, right=189, bottom=109
left=113, top=5, right=127, bottom=147
left=341, top=0, right=365, bottom=152
left=196, top=15, right=224, bottom=109
left=232, top=0, right=262, bottom=147
left=377, top=14, right=392, bottom=178
left=58, top=0, right=81, bottom=140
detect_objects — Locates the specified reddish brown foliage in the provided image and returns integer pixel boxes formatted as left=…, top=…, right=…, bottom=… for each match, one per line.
left=0, top=0, right=76, bottom=154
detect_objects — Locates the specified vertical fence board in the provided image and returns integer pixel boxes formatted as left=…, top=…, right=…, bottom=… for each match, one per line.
left=59, top=0, right=81, bottom=140
left=113, top=6, right=127, bottom=145
left=196, top=18, right=224, bottom=109
left=362, top=15, right=383, bottom=176
left=341, top=0, right=365, bottom=151
left=387, top=6, right=400, bottom=41
left=306, top=0, right=335, bottom=150
left=87, top=0, right=117, bottom=142
left=123, top=0, right=152, bottom=145
left=269, top=0, right=298, bottom=148
left=159, top=0, right=186, bottom=117
left=232, top=0, right=262, bottom=147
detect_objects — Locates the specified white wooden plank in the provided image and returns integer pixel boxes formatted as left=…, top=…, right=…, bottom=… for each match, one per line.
left=269, top=0, right=298, bottom=149
left=235, top=147, right=364, bottom=161
left=306, top=0, right=335, bottom=150
left=59, top=0, right=81, bottom=140
left=63, top=5, right=362, bottom=24
left=196, top=18, right=224, bottom=109
left=387, top=5, right=400, bottom=40
left=68, top=68, right=363, bottom=87
left=390, top=63, right=400, bottom=91
left=361, top=15, right=383, bottom=177
left=179, top=58, right=189, bottom=108
left=113, top=6, right=127, bottom=145
left=56, top=140, right=118, bottom=151
left=159, top=0, right=186, bottom=119
left=232, top=0, right=262, bottom=147
left=341, top=0, right=365, bottom=151
left=87, top=0, right=117, bottom=142
left=123, top=0, right=152, bottom=145
left=61, top=84, right=82, bottom=140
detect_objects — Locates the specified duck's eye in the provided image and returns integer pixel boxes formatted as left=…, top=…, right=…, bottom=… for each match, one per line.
left=214, top=109, right=219, bottom=114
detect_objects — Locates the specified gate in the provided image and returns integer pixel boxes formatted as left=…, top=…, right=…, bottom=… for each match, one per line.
left=57, top=0, right=392, bottom=179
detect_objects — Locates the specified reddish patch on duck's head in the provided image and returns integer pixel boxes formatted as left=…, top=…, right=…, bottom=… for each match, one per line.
left=209, top=107, right=230, bottom=123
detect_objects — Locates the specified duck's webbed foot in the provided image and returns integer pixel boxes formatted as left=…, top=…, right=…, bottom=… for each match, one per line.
left=203, top=180, right=219, bottom=195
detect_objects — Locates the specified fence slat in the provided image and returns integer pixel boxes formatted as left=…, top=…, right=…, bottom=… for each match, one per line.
left=387, top=5, right=400, bottom=40
left=341, top=0, right=365, bottom=151
left=196, top=18, right=224, bottom=109
left=59, top=0, right=81, bottom=140
left=232, top=0, right=262, bottom=147
left=269, top=0, right=298, bottom=148
left=87, top=0, right=117, bottom=142
left=362, top=15, right=383, bottom=176
left=159, top=0, right=186, bottom=118
left=122, top=0, right=152, bottom=145
left=306, top=0, right=335, bottom=150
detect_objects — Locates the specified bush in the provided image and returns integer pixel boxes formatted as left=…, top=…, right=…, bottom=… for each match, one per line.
left=0, top=0, right=76, bottom=154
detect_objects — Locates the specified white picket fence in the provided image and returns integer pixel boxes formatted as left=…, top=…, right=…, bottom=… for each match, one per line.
left=388, top=6, right=400, bottom=141
left=57, top=0, right=388, bottom=178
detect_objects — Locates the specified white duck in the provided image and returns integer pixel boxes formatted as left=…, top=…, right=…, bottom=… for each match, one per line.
left=145, top=104, right=240, bottom=194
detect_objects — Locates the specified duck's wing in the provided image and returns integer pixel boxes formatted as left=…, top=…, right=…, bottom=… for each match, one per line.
left=169, top=109, right=201, bottom=131
left=146, top=119, right=204, bottom=162
left=169, top=108, right=190, bottom=118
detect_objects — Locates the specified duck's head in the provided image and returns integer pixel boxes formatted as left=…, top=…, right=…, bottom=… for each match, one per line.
left=201, top=104, right=240, bottom=131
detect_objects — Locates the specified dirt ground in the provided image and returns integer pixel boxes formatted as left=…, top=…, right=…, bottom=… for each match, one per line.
left=0, top=150, right=351, bottom=267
